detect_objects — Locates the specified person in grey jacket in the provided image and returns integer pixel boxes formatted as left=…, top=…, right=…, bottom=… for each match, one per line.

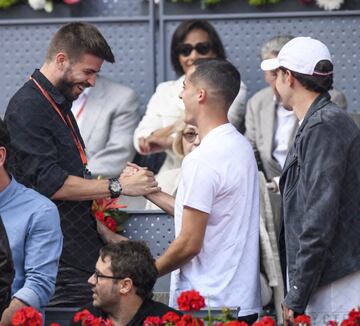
left=261, top=37, right=360, bottom=325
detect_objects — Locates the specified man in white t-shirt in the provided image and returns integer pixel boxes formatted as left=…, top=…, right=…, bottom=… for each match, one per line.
left=140, top=58, right=261, bottom=325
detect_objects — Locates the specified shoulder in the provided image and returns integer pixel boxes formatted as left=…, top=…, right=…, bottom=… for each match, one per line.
left=15, top=180, right=59, bottom=215
left=155, top=76, right=183, bottom=93
left=147, top=300, right=181, bottom=316
left=97, top=76, right=137, bottom=98
left=248, top=87, right=273, bottom=105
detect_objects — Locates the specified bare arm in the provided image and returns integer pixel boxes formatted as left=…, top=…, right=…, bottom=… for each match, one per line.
left=155, top=207, right=208, bottom=277
left=145, top=191, right=175, bottom=216
left=51, top=169, right=160, bottom=201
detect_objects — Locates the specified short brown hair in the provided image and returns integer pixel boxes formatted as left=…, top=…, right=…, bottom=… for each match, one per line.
left=46, top=22, right=115, bottom=63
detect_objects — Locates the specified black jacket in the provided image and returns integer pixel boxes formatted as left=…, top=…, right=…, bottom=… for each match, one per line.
left=0, top=215, right=14, bottom=315
left=279, top=93, right=360, bottom=313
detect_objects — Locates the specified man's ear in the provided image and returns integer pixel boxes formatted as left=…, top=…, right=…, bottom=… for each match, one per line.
left=197, top=88, right=206, bottom=104
left=119, top=278, right=133, bottom=295
left=55, top=52, right=68, bottom=71
left=0, top=147, right=7, bottom=169
left=286, top=70, right=295, bottom=87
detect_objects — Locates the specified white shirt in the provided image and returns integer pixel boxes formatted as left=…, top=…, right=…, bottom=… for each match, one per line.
left=272, top=104, right=297, bottom=169
left=170, top=123, right=261, bottom=316
left=71, top=88, right=90, bottom=130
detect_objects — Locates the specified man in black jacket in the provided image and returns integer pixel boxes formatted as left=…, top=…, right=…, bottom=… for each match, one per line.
left=0, top=216, right=14, bottom=316
left=261, top=37, right=360, bottom=325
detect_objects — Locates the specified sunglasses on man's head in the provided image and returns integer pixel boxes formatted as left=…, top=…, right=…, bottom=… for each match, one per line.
left=177, top=42, right=212, bottom=57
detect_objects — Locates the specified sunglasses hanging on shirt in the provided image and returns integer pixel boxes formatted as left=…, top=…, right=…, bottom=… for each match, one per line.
left=177, top=42, right=212, bottom=57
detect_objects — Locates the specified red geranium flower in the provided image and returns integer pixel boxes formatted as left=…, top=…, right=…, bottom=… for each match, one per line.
left=162, top=312, right=181, bottom=324
left=73, top=309, right=92, bottom=323
left=95, top=211, right=105, bottom=222
left=11, top=307, right=42, bottom=326
left=63, top=0, right=80, bottom=4
left=175, top=314, right=204, bottom=326
left=348, top=308, right=360, bottom=322
left=327, top=321, right=338, bottom=326
left=294, top=314, right=311, bottom=326
left=105, top=216, right=117, bottom=232
left=177, top=290, right=205, bottom=311
left=49, top=324, right=61, bottom=326
left=253, top=316, right=275, bottom=326
left=143, top=316, right=163, bottom=326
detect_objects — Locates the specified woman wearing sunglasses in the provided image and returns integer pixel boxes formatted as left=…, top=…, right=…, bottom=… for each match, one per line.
left=145, top=122, right=200, bottom=210
left=133, top=20, right=247, bottom=176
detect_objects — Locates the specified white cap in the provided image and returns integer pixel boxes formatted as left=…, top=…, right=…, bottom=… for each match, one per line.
left=260, top=36, right=332, bottom=76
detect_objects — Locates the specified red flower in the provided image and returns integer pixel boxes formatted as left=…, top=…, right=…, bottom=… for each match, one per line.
left=253, top=316, right=275, bottom=326
left=327, top=321, right=338, bottom=326
left=73, top=309, right=92, bottom=323
left=177, top=290, right=205, bottom=311
left=294, top=314, right=311, bottom=326
left=143, top=316, right=163, bottom=326
left=221, top=321, right=248, bottom=326
left=348, top=308, right=360, bottom=322
left=105, top=216, right=117, bottom=232
left=175, top=314, right=204, bottom=326
left=11, top=307, right=42, bottom=326
left=95, top=211, right=105, bottom=222
left=162, top=312, right=181, bottom=324
left=49, top=324, right=61, bottom=326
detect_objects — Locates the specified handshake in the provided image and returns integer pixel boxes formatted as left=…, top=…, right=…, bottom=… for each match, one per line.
left=119, top=162, right=161, bottom=197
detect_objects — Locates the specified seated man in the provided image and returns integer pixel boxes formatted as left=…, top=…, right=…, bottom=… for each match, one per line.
left=0, top=216, right=14, bottom=316
left=73, top=241, right=178, bottom=325
left=71, top=75, right=140, bottom=178
left=0, top=119, right=63, bottom=325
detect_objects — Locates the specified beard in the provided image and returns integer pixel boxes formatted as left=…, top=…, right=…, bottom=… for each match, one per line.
left=57, top=68, right=91, bottom=102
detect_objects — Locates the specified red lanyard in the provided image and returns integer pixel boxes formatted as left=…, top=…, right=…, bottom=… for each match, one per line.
left=30, top=77, right=88, bottom=167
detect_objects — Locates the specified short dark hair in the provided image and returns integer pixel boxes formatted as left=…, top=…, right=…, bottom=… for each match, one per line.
left=0, top=118, right=10, bottom=162
left=191, top=58, right=241, bottom=109
left=46, top=22, right=115, bottom=63
left=281, top=60, right=333, bottom=93
left=171, top=20, right=226, bottom=76
left=99, top=241, right=158, bottom=300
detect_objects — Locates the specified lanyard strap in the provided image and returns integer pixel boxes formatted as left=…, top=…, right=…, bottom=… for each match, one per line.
left=30, top=76, right=88, bottom=166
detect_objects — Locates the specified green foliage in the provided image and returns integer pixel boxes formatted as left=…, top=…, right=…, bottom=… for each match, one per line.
left=0, top=0, right=19, bottom=9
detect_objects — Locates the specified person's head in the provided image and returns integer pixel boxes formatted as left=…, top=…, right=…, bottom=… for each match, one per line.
left=88, top=241, right=157, bottom=311
left=173, top=123, right=200, bottom=157
left=180, top=58, right=240, bottom=125
left=260, top=35, right=293, bottom=90
left=45, top=22, right=115, bottom=101
left=261, top=37, right=333, bottom=107
left=0, top=119, right=10, bottom=172
left=171, top=20, right=226, bottom=76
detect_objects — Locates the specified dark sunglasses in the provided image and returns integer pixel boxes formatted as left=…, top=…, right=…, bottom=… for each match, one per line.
left=177, top=42, right=212, bottom=57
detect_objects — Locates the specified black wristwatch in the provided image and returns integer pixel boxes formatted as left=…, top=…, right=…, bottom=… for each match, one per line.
left=108, top=178, right=122, bottom=198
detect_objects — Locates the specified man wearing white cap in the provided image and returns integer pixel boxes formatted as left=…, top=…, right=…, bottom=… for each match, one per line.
left=261, top=37, right=360, bottom=325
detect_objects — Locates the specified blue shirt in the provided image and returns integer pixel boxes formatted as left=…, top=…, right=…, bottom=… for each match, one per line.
left=0, top=177, right=62, bottom=309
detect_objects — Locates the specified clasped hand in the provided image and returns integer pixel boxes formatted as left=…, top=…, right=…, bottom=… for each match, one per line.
left=120, top=162, right=160, bottom=196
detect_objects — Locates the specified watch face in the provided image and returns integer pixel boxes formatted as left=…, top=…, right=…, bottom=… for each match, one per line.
left=111, top=181, right=121, bottom=192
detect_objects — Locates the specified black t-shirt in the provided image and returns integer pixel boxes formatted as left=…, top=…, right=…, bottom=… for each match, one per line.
left=73, top=299, right=181, bottom=326
left=4, top=69, right=103, bottom=272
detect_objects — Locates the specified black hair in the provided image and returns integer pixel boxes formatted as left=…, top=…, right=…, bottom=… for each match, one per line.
left=171, top=20, right=226, bottom=76
left=0, top=118, right=10, bottom=168
left=100, top=241, right=158, bottom=300
left=46, top=22, right=115, bottom=63
left=191, top=58, right=240, bottom=109
left=282, top=60, right=333, bottom=93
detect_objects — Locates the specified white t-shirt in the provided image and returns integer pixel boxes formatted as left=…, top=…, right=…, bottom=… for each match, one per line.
left=170, top=123, right=261, bottom=317
left=272, top=104, right=297, bottom=169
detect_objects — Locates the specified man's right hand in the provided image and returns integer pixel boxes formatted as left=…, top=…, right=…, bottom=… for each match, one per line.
left=120, top=164, right=160, bottom=196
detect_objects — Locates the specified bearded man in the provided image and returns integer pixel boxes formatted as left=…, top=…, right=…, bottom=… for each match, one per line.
left=4, top=22, right=159, bottom=306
